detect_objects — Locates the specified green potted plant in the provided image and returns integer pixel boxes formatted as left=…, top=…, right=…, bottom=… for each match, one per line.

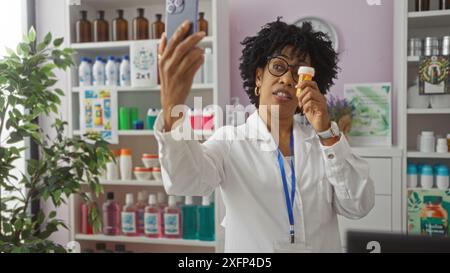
left=0, top=28, right=113, bottom=253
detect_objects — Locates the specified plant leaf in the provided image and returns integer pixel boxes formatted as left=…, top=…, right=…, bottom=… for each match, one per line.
left=53, top=38, right=64, bottom=47
left=28, top=27, right=36, bottom=42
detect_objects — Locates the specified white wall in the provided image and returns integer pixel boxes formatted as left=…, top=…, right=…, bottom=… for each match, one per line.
left=35, top=0, right=71, bottom=246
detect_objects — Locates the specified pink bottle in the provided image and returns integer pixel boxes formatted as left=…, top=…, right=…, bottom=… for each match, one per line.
left=102, top=192, right=120, bottom=235
left=121, top=193, right=138, bottom=236
left=136, top=191, right=147, bottom=235
left=144, top=194, right=162, bottom=238
left=163, top=196, right=182, bottom=239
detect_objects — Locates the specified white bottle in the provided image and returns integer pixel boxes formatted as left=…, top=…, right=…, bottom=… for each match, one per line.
left=436, top=166, right=449, bottom=190
left=407, top=164, right=418, bottom=188
left=93, top=56, right=105, bottom=86
left=120, top=55, right=131, bottom=87
left=203, top=48, right=213, bottom=84
left=420, top=131, right=435, bottom=153
left=420, top=165, right=434, bottom=189
left=436, top=138, right=448, bottom=154
left=120, top=149, right=132, bottom=181
left=105, top=56, right=117, bottom=86
left=115, top=57, right=122, bottom=86
left=78, top=57, right=92, bottom=87
left=106, top=150, right=120, bottom=180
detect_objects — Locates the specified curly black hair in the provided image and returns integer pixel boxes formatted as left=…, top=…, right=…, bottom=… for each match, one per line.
left=239, top=18, right=339, bottom=108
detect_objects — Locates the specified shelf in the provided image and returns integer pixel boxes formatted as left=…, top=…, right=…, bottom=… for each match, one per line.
left=408, top=10, right=450, bottom=28
left=74, top=234, right=216, bottom=247
left=72, top=84, right=214, bottom=93
left=407, top=151, right=450, bottom=159
left=407, top=108, right=450, bottom=114
left=408, top=187, right=450, bottom=191
left=99, top=179, right=163, bottom=186
left=73, top=130, right=155, bottom=136
left=70, top=37, right=214, bottom=52
left=73, top=130, right=215, bottom=138
left=69, top=0, right=204, bottom=10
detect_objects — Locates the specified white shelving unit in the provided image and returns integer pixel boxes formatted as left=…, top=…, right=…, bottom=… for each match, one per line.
left=70, top=36, right=214, bottom=51
left=407, top=152, right=450, bottom=159
left=72, top=83, right=215, bottom=93
left=74, top=234, right=215, bottom=247
left=74, top=130, right=155, bottom=136
left=407, top=108, right=450, bottom=114
left=97, top=179, right=164, bottom=186
left=65, top=0, right=230, bottom=253
left=394, top=0, right=450, bottom=233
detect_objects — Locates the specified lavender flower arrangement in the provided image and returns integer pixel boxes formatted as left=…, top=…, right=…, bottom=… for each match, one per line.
left=326, top=95, right=354, bottom=122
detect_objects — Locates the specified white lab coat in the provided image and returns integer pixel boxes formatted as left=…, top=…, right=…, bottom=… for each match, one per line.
left=154, top=111, right=375, bottom=253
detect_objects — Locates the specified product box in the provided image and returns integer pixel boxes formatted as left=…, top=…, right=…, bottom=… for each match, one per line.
left=408, top=189, right=450, bottom=237
left=130, top=40, right=158, bottom=88
left=418, top=56, right=450, bottom=95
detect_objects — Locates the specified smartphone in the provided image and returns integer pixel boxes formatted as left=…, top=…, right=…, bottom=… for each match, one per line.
left=165, top=0, right=199, bottom=43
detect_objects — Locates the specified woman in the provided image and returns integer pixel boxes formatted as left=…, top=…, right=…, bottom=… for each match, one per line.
left=155, top=19, right=374, bottom=252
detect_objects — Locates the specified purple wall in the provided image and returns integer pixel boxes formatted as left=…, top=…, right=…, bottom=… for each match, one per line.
left=229, top=0, right=394, bottom=104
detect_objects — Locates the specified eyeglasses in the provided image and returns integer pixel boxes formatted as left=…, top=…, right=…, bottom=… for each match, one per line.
left=267, top=56, right=301, bottom=83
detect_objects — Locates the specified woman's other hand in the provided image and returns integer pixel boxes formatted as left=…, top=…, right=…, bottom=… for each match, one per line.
left=296, top=80, right=331, bottom=133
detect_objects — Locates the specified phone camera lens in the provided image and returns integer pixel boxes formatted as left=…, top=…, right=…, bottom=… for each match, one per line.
left=174, top=0, right=184, bottom=8
left=166, top=3, right=176, bottom=14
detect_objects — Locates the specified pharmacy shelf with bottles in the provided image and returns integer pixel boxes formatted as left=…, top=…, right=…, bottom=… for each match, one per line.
left=394, top=0, right=450, bottom=234
left=65, top=0, right=230, bottom=253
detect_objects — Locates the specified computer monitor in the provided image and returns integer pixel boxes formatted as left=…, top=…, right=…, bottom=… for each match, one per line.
left=346, top=231, right=450, bottom=253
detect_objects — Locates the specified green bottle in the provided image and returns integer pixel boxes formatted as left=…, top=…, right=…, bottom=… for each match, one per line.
left=130, top=107, right=139, bottom=129
left=119, top=107, right=130, bottom=130
left=181, top=196, right=198, bottom=240
left=198, top=196, right=215, bottom=241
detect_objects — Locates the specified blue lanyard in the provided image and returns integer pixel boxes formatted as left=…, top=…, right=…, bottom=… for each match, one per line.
left=276, top=131, right=296, bottom=244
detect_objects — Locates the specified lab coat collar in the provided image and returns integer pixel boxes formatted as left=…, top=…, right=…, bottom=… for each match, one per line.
left=245, top=111, right=314, bottom=190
